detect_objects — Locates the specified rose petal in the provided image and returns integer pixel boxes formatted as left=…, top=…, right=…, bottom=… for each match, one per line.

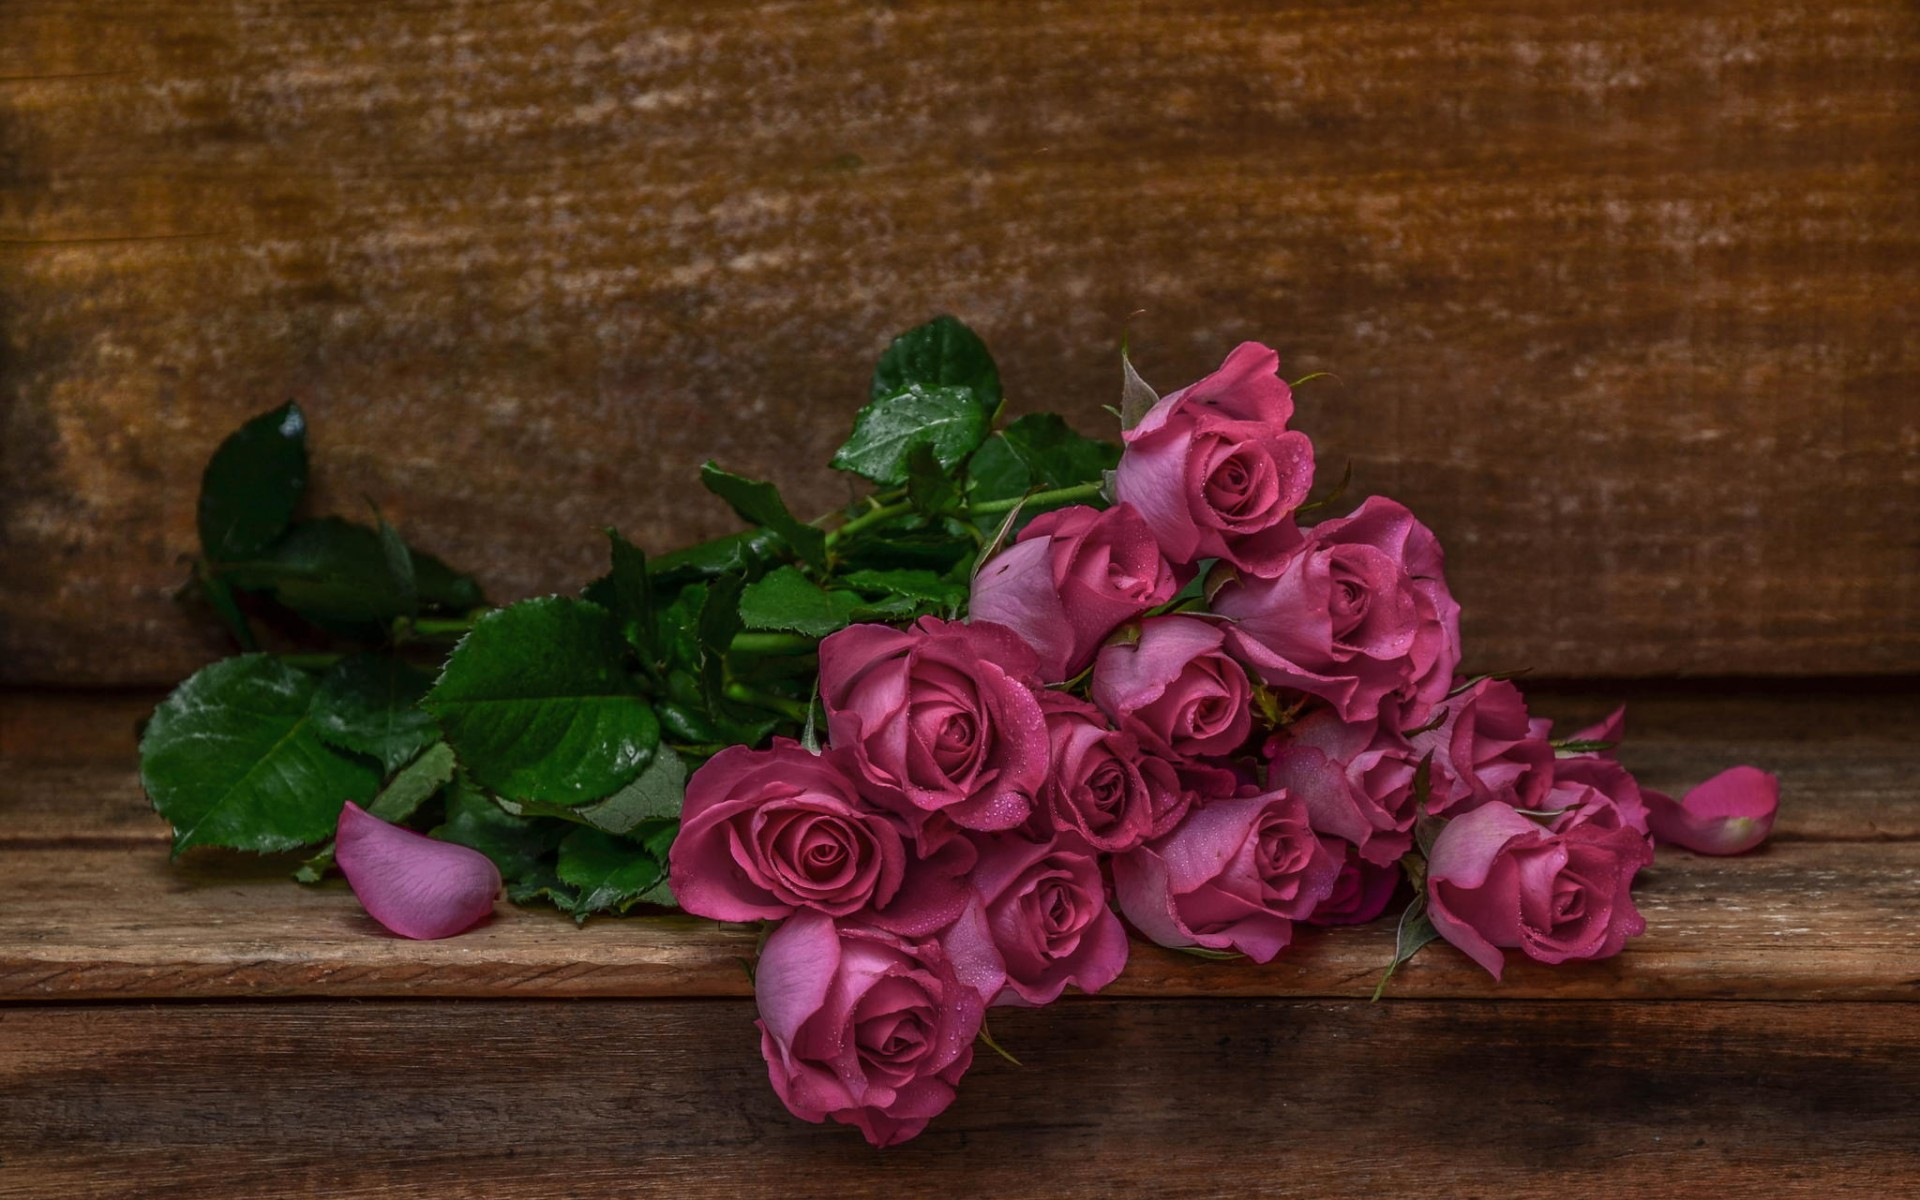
left=1644, top=766, right=1779, bottom=855
left=1570, top=705, right=1627, bottom=747
left=336, top=800, right=500, bottom=940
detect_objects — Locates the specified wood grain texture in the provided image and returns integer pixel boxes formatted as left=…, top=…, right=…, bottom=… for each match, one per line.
left=2, top=686, right=1915, bottom=1003
left=2, top=839, right=1914, bottom=1002
left=3, top=1, right=1917, bottom=685
left=4, top=999, right=1918, bottom=1197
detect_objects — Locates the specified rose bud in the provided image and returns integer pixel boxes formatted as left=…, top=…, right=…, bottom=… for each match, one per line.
left=1425, top=803, right=1653, bottom=980
left=1091, top=615, right=1253, bottom=762
left=1113, top=342, right=1315, bottom=574
left=1215, top=496, right=1461, bottom=725
left=1266, top=709, right=1423, bottom=866
left=668, top=740, right=975, bottom=936
left=1644, top=766, right=1780, bottom=855
left=754, top=908, right=1005, bottom=1148
left=336, top=801, right=500, bottom=940
left=1113, top=788, right=1342, bottom=962
left=1027, top=692, right=1174, bottom=854
left=969, top=503, right=1178, bottom=683
left=972, top=832, right=1130, bottom=1005
left=820, top=617, right=1050, bottom=837
left=1407, top=677, right=1555, bottom=818
left=1305, top=840, right=1403, bottom=926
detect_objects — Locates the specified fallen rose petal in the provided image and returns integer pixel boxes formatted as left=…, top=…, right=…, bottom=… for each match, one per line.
left=1570, top=705, right=1627, bottom=747
left=336, top=800, right=501, bottom=939
left=1644, top=766, right=1779, bottom=855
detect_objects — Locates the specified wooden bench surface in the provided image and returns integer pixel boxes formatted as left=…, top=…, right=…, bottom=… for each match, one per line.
left=2, top=683, right=1916, bottom=1195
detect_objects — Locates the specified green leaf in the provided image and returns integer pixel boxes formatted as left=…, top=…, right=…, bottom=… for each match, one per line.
left=965, top=414, right=1119, bottom=511
left=834, top=530, right=977, bottom=576
left=831, top=384, right=994, bottom=487
left=869, top=314, right=1001, bottom=408
left=840, top=568, right=968, bottom=607
left=374, top=510, right=419, bottom=618
left=295, top=741, right=458, bottom=883
left=556, top=827, right=668, bottom=920
left=964, top=435, right=1029, bottom=506
left=142, top=654, right=380, bottom=854
left=197, top=402, right=308, bottom=562
left=697, top=574, right=745, bottom=714
left=193, top=561, right=259, bottom=651
left=505, top=864, right=581, bottom=913
left=309, top=654, right=438, bottom=773
left=432, top=778, right=570, bottom=880
left=574, top=745, right=686, bottom=835
left=1372, top=891, right=1441, bottom=1001
left=647, top=529, right=783, bottom=588
left=220, top=517, right=483, bottom=631
left=738, top=566, right=863, bottom=637
left=595, top=528, right=655, bottom=658
left=904, top=442, right=963, bottom=519
left=369, top=740, right=458, bottom=822
left=700, top=463, right=827, bottom=569
left=999, top=413, right=1121, bottom=490
left=423, top=597, right=660, bottom=806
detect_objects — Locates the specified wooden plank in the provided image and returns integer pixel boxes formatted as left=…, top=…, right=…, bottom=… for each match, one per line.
left=2, top=999, right=1916, bottom=1197
left=1, top=685, right=1914, bottom=1001
left=3, top=2, right=1916, bottom=685
left=0, top=838, right=1913, bottom=1003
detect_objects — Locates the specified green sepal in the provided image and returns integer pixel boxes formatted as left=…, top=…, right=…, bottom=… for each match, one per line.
left=1371, top=890, right=1442, bottom=1002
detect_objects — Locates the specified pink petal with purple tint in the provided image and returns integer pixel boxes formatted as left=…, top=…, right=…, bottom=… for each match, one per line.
left=1644, top=766, right=1779, bottom=856
left=335, top=800, right=501, bottom=939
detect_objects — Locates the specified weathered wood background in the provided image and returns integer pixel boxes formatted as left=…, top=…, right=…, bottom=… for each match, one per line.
left=3, top=0, right=1917, bottom=686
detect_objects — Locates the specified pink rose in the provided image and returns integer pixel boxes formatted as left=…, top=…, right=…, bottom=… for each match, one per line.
left=1644, top=766, right=1779, bottom=855
left=1408, top=678, right=1554, bottom=818
left=1266, top=710, right=1422, bottom=866
left=820, top=617, right=1050, bottom=835
left=972, top=832, right=1129, bottom=1005
left=669, top=741, right=975, bottom=936
left=1113, top=788, right=1342, bottom=962
left=671, top=741, right=906, bottom=922
left=1090, top=615, right=1253, bottom=761
left=755, top=908, right=1005, bottom=1147
left=1215, top=496, right=1461, bottom=725
left=1306, top=841, right=1403, bottom=926
left=1541, top=753, right=1653, bottom=844
left=1425, top=803, right=1652, bottom=980
left=1028, top=693, right=1176, bottom=854
left=1114, top=342, right=1315, bottom=574
left=968, top=503, right=1178, bottom=682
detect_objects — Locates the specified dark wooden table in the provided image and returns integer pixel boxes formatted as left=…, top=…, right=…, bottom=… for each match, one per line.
left=2, top=683, right=1916, bottom=1197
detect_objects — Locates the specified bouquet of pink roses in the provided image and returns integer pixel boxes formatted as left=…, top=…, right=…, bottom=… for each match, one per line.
left=142, top=316, right=1778, bottom=1147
